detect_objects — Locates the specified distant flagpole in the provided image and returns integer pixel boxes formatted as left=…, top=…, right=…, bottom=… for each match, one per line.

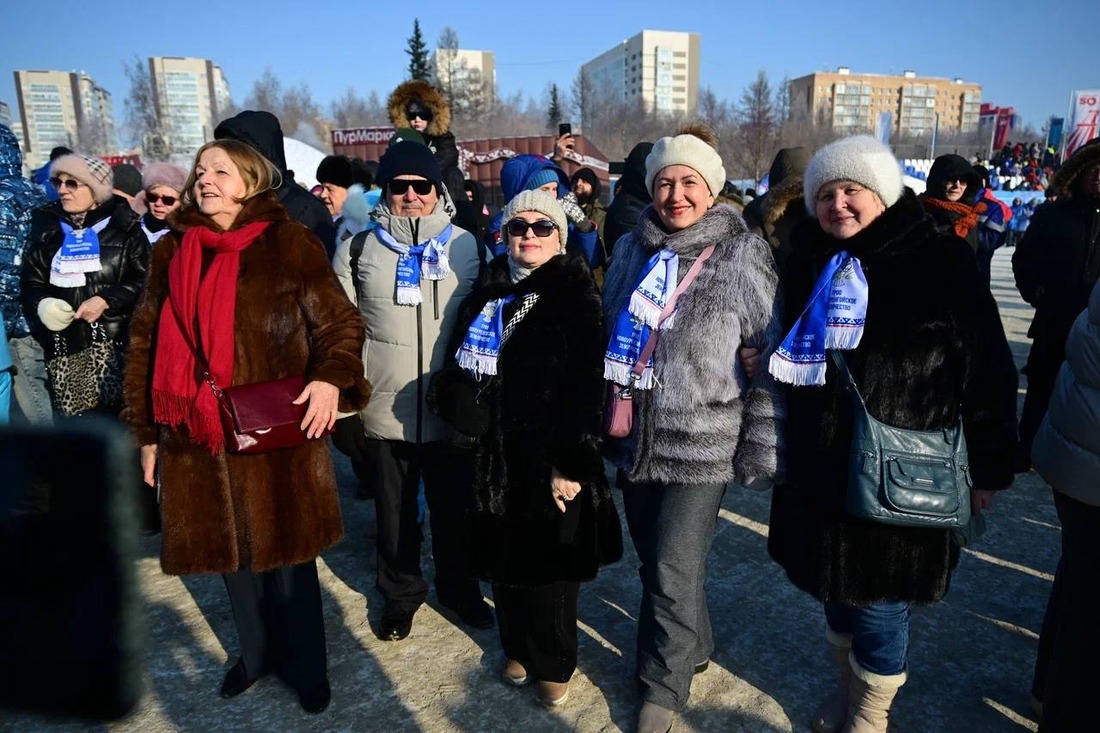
left=929, top=113, right=939, bottom=159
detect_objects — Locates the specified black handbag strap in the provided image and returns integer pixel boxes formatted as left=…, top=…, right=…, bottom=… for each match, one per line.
left=828, top=350, right=867, bottom=405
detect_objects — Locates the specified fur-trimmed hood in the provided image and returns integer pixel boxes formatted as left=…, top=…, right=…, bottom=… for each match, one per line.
left=388, top=80, right=451, bottom=137
left=1052, top=138, right=1100, bottom=200
left=762, top=174, right=805, bottom=229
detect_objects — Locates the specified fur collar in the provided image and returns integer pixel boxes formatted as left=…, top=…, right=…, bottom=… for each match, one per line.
left=387, top=80, right=451, bottom=137
left=169, top=191, right=288, bottom=234
left=478, top=253, right=589, bottom=300
left=1052, top=138, right=1100, bottom=200
left=762, top=175, right=805, bottom=228
left=634, top=203, right=748, bottom=257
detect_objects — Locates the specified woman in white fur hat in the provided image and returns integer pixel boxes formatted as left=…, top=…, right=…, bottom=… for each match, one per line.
left=601, top=124, right=784, bottom=733
left=767, top=135, right=1017, bottom=732
left=21, top=153, right=149, bottom=416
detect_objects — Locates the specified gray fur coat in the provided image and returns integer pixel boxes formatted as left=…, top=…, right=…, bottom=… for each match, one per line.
left=602, top=204, right=785, bottom=485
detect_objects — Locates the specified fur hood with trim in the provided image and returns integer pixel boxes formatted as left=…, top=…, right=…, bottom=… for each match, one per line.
left=1051, top=138, right=1100, bottom=200
left=388, top=80, right=451, bottom=137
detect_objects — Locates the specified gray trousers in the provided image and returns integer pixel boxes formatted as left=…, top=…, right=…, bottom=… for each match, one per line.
left=8, top=335, right=53, bottom=425
left=621, top=475, right=726, bottom=711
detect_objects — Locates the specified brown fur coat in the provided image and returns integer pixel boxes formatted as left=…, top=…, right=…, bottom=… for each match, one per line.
left=122, top=193, right=370, bottom=575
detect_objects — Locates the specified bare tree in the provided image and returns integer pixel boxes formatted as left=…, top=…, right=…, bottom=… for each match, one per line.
left=331, top=88, right=389, bottom=128
left=571, top=68, right=594, bottom=134
left=435, top=26, right=461, bottom=110
left=733, top=70, right=780, bottom=181
left=243, top=67, right=283, bottom=115
left=122, top=56, right=171, bottom=159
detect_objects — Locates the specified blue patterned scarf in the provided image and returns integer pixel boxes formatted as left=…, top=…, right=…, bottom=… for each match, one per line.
left=375, top=223, right=453, bottom=305
left=50, top=219, right=109, bottom=287
left=455, top=295, right=515, bottom=377
left=604, top=249, right=679, bottom=389
left=768, top=250, right=868, bottom=386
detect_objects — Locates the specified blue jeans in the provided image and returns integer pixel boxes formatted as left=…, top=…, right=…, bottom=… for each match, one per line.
left=7, top=336, right=53, bottom=425
left=824, top=600, right=911, bottom=676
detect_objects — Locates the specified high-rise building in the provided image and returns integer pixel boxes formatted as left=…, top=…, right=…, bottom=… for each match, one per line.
left=581, top=31, right=700, bottom=116
left=13, top=70, right=116, bottom=169
left=148, top=56, right=231, bottom=159
left=789, top=68, right=982, bottom=137
left=0, top=101, right=11, bottom=128
left=430, top=48, right=496, bottom=111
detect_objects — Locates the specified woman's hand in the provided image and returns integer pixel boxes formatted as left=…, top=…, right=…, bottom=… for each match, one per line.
left=739, top=346, right=761, bottom=379
left=140, top=444, right=158, bottom=487
left=972, top=488, right=996, bottom=515
left=74, top=295, right=109, bottom=323
left=550, top=466, right=583, bottom=514
left=295, top=381, right=340, bottom=439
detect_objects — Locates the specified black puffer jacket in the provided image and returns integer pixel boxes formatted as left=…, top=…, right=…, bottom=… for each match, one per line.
left=604, top=142, right=653, bottom=256
left=214, top=111, right=337, bottom=259
left=768, top=189, right=1017, bottom=606
left=22, top=196, right=149, bottom=358
left=432, top=254, right=622, bottom=585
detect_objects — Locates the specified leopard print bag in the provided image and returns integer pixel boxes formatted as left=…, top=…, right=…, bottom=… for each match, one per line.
left=47, top=322, right=124, bottom=416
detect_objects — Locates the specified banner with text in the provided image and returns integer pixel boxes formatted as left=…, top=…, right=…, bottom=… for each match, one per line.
left=1065, top=90, right=1100, bottom=160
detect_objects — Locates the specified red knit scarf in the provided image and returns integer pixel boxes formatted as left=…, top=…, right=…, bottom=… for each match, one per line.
left=151, top=221, right=271, bottom=453
left=919, top=194, right=986, bottom=239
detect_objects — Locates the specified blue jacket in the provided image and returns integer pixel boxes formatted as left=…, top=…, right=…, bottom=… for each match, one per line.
left=0, top=125, right=48, bottom=338
left=487, top=155, right=603, bottom=268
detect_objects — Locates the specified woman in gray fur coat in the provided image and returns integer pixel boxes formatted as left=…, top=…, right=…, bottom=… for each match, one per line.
left=601, top=125, right=784, bottom=733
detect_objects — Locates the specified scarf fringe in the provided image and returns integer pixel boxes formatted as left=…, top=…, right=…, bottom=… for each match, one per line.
left=628, top=290, right=663, bottom=329
left=152, top=389, right=194, bottom=428
left=603, top=361, right=657, bottom=390
left=456, top=350, right=498, bottom=377
left=768, top=353, right=826, bottom=386
left=825, top=327, right=864, bottom=350
left=396, top=285, right=423, bottom=306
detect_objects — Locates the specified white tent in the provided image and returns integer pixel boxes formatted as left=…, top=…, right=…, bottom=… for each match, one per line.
left=283, top=136, right=328, bottom=188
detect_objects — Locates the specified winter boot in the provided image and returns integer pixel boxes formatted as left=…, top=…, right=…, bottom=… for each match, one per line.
left=842, top=653, right=906, bottom=733
left=811, top=628, right=853, bottom=733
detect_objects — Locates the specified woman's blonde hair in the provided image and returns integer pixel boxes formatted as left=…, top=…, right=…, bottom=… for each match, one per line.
left=179, top=139, right=283, bottom=210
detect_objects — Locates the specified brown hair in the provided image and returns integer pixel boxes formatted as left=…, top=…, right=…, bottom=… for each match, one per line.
left=678, top=122, right=719, bottom=150
left=179, top=140, right=283, bottom=210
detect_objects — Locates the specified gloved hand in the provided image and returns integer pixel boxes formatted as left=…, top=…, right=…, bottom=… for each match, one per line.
left=331, top=413, right=368, bottom=464
left=37, top=298, right=75, bottom=331
left=559, top=192, right=588, bottom=226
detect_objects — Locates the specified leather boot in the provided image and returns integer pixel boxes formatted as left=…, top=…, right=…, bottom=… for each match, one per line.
left=842, top=653, right=906, bottom=733
left=811, top=628, right=853, bottom=733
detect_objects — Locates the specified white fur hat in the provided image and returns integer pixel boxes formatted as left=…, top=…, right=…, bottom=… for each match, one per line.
left=501, top=189, right=568, bottom=251
left=803, top=135, right=903, bottom=214
left=645, top=134, right=726, bottom=197
left=50, top=153, right=114, bottom=205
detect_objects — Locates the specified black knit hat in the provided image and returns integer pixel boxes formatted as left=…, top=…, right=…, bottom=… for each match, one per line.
left=376, top=141, right=443, bottom=195
left=569, top=167, right=602, bottom=201
left=316, top=155, right=355, bottom=188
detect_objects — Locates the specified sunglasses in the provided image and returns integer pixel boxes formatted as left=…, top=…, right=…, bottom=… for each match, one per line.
left=506, top=219, right=557, bottom=238
left=387, top=179, right=435, bottom=196
left=49, top=177, right=86, bottom=192
left=146, top=193, right=178, bottom=206
left=407, top=108, right=433, bottom=122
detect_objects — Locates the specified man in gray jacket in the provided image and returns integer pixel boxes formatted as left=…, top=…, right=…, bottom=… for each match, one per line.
left=333, top=141, right=491, bottom=641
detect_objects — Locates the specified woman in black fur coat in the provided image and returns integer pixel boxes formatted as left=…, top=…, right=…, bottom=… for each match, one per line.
left=430, top=189, right=621, bottom=708
left=767, top=136, right=1017, bottom=733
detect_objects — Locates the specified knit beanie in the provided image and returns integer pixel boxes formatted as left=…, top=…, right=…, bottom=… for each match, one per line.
left=141, top=162, right=189, bottom=193
left=376, top=140, right=443, bottom=194
left=50, top=153, right=113, bottom=204
left=524, top=168, right=563, bottom=193
left=570, top=167, right=602, bottom=200
left=501, top=189, right=568, bottom=251
left=388, top=128, right=426, bottom=148
left=645, top=134, right=726, bottom=197
left=111, top=164, right=143, bottom=197
left=803, top=135, right=903, bottom=214
left=316, top=155, right=355, bottom=188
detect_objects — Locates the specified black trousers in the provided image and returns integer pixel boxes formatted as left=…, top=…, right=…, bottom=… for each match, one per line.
left=493, top=581, right=580, bottom=683
left=222, top=560, right=326, bottom=693
left=1034, top=492, right=1100, bottom=732
left=365, top=439, right=481, bottom=611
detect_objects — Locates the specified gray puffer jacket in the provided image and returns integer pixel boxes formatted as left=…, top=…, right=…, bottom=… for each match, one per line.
left=602, top=204, right=785, bottom=485
left=1033, top=278, right=1100, bottom=507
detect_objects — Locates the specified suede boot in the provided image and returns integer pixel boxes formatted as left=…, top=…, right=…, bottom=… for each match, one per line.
left=812, top=628, right=853, bottom=733
left=842, top=653, right=906, bottom=733
left=636, top=701, right=675, bottom=733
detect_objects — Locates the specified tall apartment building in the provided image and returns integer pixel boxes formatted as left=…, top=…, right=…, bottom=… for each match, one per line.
left=430, top=48, right=496, bottom=110
left=581, top=31, right=700, bottom=115
left=0, top=101, right=11, bottom=128
left=148, top=57, right=231, bottom=158
left=13, top=70, right=116, bottom=169
left=789, top=68, right=981, bottom=137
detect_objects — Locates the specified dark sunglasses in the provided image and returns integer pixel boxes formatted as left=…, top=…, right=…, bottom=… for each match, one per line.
left=49, top=177, right=85, bottom=192
left=406, top=107, right=433, bottom=122
left=146, top=193, right=178, bottom=206
left=387, top=179, right=435, bottom=196
left=506, top=219, right=557, bottom=238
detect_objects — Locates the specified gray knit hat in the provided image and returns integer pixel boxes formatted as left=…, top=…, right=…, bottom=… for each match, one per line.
left=50, top=153, right=114, bottom=204
left=501, top=189, right=568, bottom=251
left=803, top=135, right=903, bottom=214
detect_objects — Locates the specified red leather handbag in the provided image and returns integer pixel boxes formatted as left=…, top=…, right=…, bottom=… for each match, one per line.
left=215, top=375, right=333, bottom=454
left=605, top=245, right=716, bottom=439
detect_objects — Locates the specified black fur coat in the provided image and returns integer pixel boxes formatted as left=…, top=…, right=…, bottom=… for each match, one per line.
left=768, top=189, right=1018, bottom=605
left=434, top=254, right=622, bottom=585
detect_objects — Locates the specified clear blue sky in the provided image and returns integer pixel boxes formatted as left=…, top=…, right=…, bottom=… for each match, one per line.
left=2, top=0, right=1095, bottom=143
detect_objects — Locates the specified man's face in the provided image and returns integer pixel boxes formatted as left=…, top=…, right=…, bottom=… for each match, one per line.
left=573, top=178, right=592, bottom=200
left=943, top=178, right=968, bottom=202
left=387, top=175, right=438, bottom=217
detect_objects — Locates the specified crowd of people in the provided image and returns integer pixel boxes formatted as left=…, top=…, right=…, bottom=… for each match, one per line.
left=978, top=139, right=1060, bottom=192
left=1, top=73, right=1099, bottom=732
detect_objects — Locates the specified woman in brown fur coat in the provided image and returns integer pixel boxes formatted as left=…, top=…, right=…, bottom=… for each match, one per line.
left=122, top=140, right=370, bottom=715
